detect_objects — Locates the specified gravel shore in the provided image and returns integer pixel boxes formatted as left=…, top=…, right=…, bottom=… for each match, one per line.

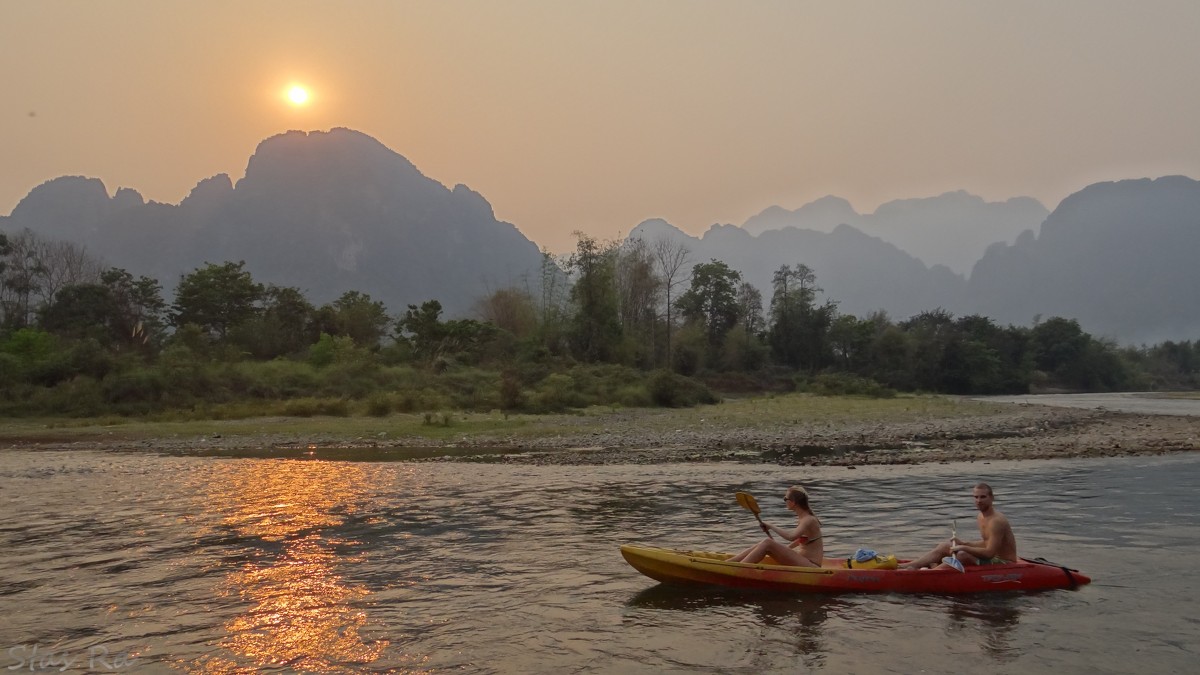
left=9, top=400, right=1196, bottom=466
left=453, top=405, right=1199, bottom=466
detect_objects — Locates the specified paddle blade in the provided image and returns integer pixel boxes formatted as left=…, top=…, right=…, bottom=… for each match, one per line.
left=735, top=491, right=761, bottom=515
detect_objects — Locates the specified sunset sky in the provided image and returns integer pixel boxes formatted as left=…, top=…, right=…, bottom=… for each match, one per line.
left=4, top=1, right=1200, bottom=253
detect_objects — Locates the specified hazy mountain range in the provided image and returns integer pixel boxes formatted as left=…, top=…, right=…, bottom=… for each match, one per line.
left=2, top=129, right=546, bottom=316
left=3, top=128, right=1198, bottom=344
left=741, top=192, right=1049, bottom=275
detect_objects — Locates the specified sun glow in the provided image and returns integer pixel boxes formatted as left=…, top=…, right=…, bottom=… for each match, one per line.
left=286, top=85, right=311, bottom=106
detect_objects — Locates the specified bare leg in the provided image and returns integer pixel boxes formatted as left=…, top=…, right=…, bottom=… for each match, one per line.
left=728, top=538, right=817, bottom=567
left=728, top=537, right=770, bottom=562
left=901, top=540, right=952, bottom=570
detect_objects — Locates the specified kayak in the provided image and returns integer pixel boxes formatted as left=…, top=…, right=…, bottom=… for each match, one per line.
left=620, top=545, right=1091, bottom=594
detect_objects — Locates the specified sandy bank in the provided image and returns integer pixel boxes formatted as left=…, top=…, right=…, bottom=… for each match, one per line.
left=5, top=400, right=1196, bottom=466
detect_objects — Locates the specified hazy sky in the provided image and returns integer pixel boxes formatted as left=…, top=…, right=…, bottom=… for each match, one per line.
left=4, top=1, right=1200, bottom=253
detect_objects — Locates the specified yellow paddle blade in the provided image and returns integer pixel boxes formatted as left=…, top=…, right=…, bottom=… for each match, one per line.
left=735, top=491, right=761, bottom=515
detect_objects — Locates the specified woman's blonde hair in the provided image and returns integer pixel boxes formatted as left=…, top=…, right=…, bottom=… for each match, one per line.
left=786, top=486, right=811, bottom=511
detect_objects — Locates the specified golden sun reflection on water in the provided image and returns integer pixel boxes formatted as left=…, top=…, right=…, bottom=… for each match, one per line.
left=187, top=460, right=402, bottom=673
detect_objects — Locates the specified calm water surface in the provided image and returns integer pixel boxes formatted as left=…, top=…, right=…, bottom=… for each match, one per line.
left=1, top=449, right=1196, bottom=673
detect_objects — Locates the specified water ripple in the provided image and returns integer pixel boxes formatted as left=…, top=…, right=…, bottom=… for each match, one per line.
left=0, top=451, right=1196, bottom=672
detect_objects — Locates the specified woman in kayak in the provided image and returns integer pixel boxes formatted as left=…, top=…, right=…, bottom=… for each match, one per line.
left=727, top=485, right=824, bottom=567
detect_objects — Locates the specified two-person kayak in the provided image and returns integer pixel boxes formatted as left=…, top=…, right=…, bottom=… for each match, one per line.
left=620, top=545, right=1091, bottom=594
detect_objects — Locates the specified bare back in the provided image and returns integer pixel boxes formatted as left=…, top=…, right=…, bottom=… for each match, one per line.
left=979, top=510, right=1018, bottom=562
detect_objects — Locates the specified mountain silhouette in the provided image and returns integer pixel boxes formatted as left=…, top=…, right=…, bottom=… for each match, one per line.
left=628, top=218, right=964, bottom=321
left=742, top=191, right=1048, bottom=275
left=3, top=130, right=1197, bottom=345
left=966, top=176, right=1200, bottom=344
left=2, top=129, right=546, bottom=316
left=639, top=177, right=1199, bottom=344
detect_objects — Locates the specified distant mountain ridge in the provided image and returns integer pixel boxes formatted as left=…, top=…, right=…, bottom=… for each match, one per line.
left=741, top=191, right=1049, bottom=275
left=2, top=128, right=546, bottom=316
left=966, top=176, right=1200, bottom=344
left=3, top=129, right=1198, bottom=344
left=629, top=218, right=964, bottom=322
left=633, top=176, right=1200, bottom=344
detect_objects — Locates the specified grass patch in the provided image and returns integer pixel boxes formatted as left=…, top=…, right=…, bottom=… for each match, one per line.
left=0, top=393, right=1010, bottom=448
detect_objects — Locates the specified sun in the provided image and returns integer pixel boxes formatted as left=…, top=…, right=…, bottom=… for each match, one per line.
left=286, top=85, right=311, bottom=106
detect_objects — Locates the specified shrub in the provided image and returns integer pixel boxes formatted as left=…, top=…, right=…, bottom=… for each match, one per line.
left=499, top=371, right=523, bottom=410
left=532, top=372, right=580, bottom=412
left=282, top=397, right=350, bottom=417
left=365, top=392, right=393, bottom=417
left=647, top=369, right=718, bottom=407
left=615, top=384, right=652, bottom=408
left=40, top=377, right=106, bottom=417
left=102, top=368, right=167, bottom=405
left=807, top=372, right=896, bottom=398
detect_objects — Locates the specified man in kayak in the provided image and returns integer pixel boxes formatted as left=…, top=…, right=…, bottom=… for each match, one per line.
left=727, top=485, right=824, bottom=567
left=901, top=482, right=1018, bottom=570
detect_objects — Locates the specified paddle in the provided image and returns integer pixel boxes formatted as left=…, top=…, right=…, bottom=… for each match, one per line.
left=735, top=491, right=775, bottom=540
left=946, top=518, right=965, bottom=572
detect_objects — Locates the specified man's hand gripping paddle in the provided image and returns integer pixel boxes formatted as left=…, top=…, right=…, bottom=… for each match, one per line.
left=945, top=518, right=965, bottom=573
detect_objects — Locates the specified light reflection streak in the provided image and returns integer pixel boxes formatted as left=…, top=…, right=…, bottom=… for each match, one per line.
left=187, top=460, right=397, bottom=673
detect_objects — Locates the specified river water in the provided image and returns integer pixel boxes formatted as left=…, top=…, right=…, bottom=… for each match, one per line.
left=1, top=449, right=1196, bottom=673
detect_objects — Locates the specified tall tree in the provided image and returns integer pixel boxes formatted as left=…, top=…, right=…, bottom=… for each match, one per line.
left=101, top=268, right=167, bottom=349
left=735, top=281, right=764, bottom=340
left=677, top=259, right=742, bottom=350
left=0, top=230, right=46, bottom=329
left=769, top=264, right=836, bottom=371
left=475, top=287, right=538, bottom=339
left=233, top=285, right=316, bottom=358
left=566, top=233, right=622, bottom=362
left=0, top=230, right=103, bottom=330
left=171, top=261, right=263, bottom=339
left=315, top=291, right=390, bottom=348
left=615, top=238, right=662, bottom=366
left=38, top=283, right=120, bottom=344
left=651, top=236, right=691, bottom=370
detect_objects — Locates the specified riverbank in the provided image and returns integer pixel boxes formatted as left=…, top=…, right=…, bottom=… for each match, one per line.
left=3, top=393, right=1196, bottom=466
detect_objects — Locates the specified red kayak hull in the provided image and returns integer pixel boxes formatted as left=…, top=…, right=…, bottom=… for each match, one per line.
left=621, top=545, right=1091, bottom=594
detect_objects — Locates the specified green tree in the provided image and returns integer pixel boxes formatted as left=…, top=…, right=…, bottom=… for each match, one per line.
left=828, top=314, right=876, bottom=372
left=0, top=230, right=45, bottom=330
left=566, top=233, right=622, bottom=363
left=234, top=285, right=316, bottom=358
left=768, top=264, right=836, bottom=371
left=38, top=284, right=120, bottom=344
left=1030, top=317, right=1089, bottom=378
left=100, top=268, right=167, bottom=350
left=315, top=291, right=390, bottom=348
left=615, top=238, right=662, bottom=367
left=171, top=261, right=263, bottom=340
left=396, top=300, right=448, bottom=362
left=677, top=260, right=742, bottom=365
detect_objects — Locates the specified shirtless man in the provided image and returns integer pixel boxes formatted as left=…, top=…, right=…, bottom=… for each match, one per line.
left=727, top=485, right=824, bottom=567
left=901, top=482, right=1018, bottom=570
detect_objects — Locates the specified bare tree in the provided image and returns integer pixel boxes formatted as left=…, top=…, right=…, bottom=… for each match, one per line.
left=0, top=229, right=104, bottom=328
left=615, top=238, right=663, bottom=367
left=474, top=287, right=538, bottom=339
left=736, top=281, right=764, bottom=339
left=616, top=238, right=661, bottom=330
left=33, top=235, right=104, bottom=305
left=651, top=236, right=691, bottom=369
left=0, top=230, right=47, bottom=328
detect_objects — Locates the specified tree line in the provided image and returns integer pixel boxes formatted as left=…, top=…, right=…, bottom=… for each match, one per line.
left=1, top=228, right=1197, bottom=417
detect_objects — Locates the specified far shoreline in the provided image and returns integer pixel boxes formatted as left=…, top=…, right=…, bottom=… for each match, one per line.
left=2, top=393, right=1196, bottom=467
